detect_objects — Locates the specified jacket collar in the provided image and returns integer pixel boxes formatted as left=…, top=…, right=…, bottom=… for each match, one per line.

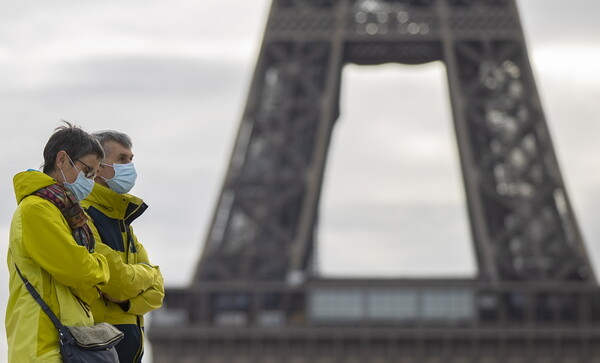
left=82, top=183, right=146, bottom=221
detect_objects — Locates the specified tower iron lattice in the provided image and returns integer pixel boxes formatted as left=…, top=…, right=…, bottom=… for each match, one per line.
left=149, top=1, right=600, bottom=361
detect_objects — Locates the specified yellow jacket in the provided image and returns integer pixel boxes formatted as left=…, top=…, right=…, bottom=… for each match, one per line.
left=6, top=171, right=110, bottom=362
left=82, top=183, right=164, bottom=361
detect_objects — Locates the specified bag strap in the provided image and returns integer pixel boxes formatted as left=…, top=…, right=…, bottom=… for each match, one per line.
left=13, top=262, right=74, bottom=345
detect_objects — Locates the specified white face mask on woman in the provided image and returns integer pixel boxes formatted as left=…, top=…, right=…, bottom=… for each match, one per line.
left=61, top=157, right=95, bottom=201
left=101, top=162, right=137, bottom=194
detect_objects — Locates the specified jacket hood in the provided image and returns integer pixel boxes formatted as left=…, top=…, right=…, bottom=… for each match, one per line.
left=13, top=170, right=57, bottom=204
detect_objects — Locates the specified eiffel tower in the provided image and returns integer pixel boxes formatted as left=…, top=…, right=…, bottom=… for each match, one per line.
left=149, top=0, right=600, bottom=361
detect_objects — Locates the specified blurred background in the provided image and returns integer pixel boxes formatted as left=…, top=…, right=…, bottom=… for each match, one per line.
left=1, top=0, right=599, bottom=361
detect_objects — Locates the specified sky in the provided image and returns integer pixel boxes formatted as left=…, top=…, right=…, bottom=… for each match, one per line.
left=1, top=0, right=600, bottom=361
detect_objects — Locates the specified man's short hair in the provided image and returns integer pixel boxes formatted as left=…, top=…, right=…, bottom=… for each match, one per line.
left=93, top=130, right=133, bottom=150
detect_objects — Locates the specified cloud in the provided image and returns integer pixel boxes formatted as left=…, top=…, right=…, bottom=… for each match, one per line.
left=518, top=0, right=600, bottom=45
left=0, top=0, right=270, bottom=63
left=319, top=202, right=475, bottom=277
left=533, top=46, right=600, bottom=85
left=0, top=55, right=250, bottom=95
left=323, top=62, right=465, bottom=207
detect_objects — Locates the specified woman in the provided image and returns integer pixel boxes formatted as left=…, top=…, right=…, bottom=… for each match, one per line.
left=5, top=122, right=110, bottom=362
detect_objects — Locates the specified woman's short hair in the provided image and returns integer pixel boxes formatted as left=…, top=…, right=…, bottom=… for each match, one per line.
left=42, top=121, right=105, bottom=173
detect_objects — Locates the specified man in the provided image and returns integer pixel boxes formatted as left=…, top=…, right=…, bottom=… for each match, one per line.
left=81, top=130, right=164, bottom=363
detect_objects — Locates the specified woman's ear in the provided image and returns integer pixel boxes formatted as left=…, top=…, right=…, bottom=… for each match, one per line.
left=55, top=150, right=68, bottom=171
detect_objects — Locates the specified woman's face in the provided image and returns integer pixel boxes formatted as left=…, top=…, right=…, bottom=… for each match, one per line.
left=56, top=151, right=101, bottom=184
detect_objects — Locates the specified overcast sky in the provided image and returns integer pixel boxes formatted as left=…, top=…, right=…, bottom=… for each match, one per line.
left=1, top=0, right=600, bottom=361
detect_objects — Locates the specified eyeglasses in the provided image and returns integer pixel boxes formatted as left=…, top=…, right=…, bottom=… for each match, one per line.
left=74, top=159, right=97, bottom=179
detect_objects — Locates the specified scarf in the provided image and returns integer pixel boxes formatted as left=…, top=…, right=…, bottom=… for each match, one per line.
left=32, top=183, right=96, bottom=252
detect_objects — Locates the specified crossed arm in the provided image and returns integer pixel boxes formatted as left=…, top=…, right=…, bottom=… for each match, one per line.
left=92, top=227, right=164, bottom=313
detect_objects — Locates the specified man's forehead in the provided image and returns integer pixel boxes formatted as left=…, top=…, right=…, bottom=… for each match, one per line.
left=104, top=140, right=133, bottom=157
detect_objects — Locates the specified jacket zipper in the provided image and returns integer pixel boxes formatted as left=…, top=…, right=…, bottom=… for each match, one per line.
left=133, top=315, right=144, bottom=362
left=74, top=295, right=91, bottom=318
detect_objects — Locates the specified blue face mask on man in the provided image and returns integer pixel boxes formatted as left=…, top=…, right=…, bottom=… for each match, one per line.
left=101, top=162, right=137, bottom=194
left=60, top=156, right=95, bottom=201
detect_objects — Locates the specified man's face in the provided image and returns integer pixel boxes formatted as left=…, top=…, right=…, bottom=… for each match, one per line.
left=96, top=140, right=134, bottom=185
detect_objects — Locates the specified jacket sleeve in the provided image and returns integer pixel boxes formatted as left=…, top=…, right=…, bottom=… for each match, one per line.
left=70, top=284, right=102, bottom=306
left=125, top=236, right=165, bottom=315
left=21, top=199, right=109, bottom=290
left=127, top=266, right=165, bottom=315
left=88, top=223, right=158, bottom=301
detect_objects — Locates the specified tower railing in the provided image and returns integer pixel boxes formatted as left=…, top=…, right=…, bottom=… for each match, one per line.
left=152, top=279, right=600, bottom=330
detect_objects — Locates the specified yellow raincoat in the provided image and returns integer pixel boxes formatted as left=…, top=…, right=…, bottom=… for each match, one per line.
left=82, top=183, right=164, bottom=362
left=5, top=170, right=110, bottom=362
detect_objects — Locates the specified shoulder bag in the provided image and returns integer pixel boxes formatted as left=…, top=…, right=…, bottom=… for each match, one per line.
left=14, top=263, right=124, bottom=362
